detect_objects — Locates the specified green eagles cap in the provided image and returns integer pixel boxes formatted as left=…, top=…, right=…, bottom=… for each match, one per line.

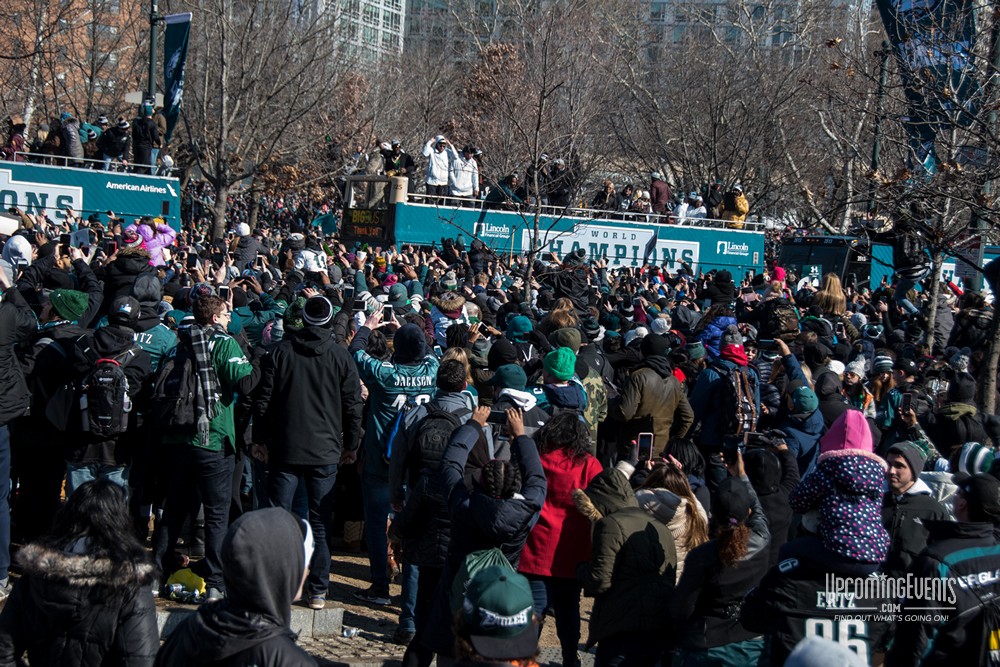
left=462, top=566, right=538, bottom=660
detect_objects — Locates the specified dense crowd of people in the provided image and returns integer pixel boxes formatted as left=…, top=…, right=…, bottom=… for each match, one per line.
left=0, top=183, right=997, bottom=667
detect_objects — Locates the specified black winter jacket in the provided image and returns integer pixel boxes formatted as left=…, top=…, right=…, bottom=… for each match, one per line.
left=0, top=543, right=158, bottom=667
left=670, top=475, right=771, bottom=650
left=420, top=423, right=546, bottom=657
left=441, top=424, right=546, bottom=570
left=253, top=326, right=363, bottom=466
left=741, top=552, right=892, bottom=666
left=746, top=446, right=800, bottom=568
left=881, top=479, right=950, bottom=577
left=100, top=251, right=155, bottom=311
left=887, top=521, right=1000, bottom=667
left=0, top=286, right=37, bottom=426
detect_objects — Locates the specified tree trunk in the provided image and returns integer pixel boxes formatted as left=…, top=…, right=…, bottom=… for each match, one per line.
left=212, top=181, right=229, bottom=241
left=985, top=313, right=1000, bottom=414
left=925, top=250, right=944, bottom=355
left=247, top=180, right=262, bottom=231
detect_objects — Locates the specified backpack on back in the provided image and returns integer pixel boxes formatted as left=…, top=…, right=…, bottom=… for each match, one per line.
left=411, top=405, right=470, bottom=474
left=148, top=338, right=200, bottom=432
left=767, top=301, right=800, bottom=341
left=78, top=345, right=138, bottom=437
left=713, top=361, right=759, bottom=437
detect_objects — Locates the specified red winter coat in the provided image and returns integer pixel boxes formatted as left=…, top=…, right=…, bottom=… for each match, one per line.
left=519, top=448, right=603, bottom=578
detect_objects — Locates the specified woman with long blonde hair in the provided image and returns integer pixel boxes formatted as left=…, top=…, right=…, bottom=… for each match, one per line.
left=813, top=273, right=847, bottom=317
left=636, top=461, right=709, bottom=581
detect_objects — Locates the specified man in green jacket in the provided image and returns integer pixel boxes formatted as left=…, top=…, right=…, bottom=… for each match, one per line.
left=153, top=294, right=261, bottom=602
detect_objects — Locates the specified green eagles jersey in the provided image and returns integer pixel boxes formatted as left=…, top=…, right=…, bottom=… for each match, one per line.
left=354, top=350, right=439, bottom=479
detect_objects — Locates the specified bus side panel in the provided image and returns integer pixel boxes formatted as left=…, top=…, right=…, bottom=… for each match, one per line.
left=1, top=162, right=181, bottom=229
left=392, top=202, right=765, bottom=274
left=870, top=243, right=894, bottom=289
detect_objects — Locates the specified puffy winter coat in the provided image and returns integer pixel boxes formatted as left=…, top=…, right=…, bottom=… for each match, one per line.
left=126, top=223, right=176, bottom=267
left=790, top=445, right=889, bottom=564
left=0, top=543, right=158, bottom=667
left=428, top=292, right=470, bottom=348
left=519, top=448, right=603, bottom=579
left=101, top=249, right=156, bottom=307
left=613, top=355, right=694, bottom=451
left=61, top=118, right=84, bottom=159
left=575, top=463, right=676, bottom=647
left=696, top=315, right=737, bottom=359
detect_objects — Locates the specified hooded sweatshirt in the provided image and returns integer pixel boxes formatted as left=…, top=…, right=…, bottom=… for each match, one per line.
left=789, top=410, right=890, bottom=564
left=129, top=273, right=177, bottom=372
left=1, top=235, right=32, bottom=269
left=156, top=508, right=316, bottom=666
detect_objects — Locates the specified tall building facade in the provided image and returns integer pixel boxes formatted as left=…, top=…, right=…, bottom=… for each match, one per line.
left=334, top=0, right=407, bottom=62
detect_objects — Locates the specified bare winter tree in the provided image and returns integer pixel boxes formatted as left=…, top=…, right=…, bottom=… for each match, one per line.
left=166, top=0, right=350, bottom=239
left=437, top=0, right=634, bottom=272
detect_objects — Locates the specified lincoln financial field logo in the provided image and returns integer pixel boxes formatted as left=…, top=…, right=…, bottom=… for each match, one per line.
left=474, top=222, right=512, bottom=239
left=716, top=240, right=750, bottom=256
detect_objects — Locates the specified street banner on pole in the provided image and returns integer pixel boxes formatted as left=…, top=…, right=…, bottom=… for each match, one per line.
left=163, top=12, right=192, bottom=143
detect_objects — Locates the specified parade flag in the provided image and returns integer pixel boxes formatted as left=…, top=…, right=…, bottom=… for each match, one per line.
left=874, top=0, right=981, bottom=175
left=163, top=13, right=192, bottom=143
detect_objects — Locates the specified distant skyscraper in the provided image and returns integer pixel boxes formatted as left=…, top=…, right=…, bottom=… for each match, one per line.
left=333, top=0, right=407, bottom=62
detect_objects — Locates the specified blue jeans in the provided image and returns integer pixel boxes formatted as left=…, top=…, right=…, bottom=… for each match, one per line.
left=362, top=472, right=391, bottom=593
left=894, top=267, right=930, bottom=315
left=153, top=446, right=235, bottom=591
left=0, top=426, right=10, bottom=581
left=66, top=462, right=129, bottom=497
left=527, top=575, right=582, bottom=665
left=399, top=561, right=419, bottom=633
left=268, top=463, right=338, bottom=597
left=595, top=630, right=664, bottom=667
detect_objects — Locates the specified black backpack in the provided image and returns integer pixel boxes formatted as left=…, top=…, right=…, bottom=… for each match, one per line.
left=766, top=301, right=800, bottom=341
left=713, top=361, right=759, bottom=437
left=412, top=405, right=470, bottom=474
left=78, top=343, right=138, bottom=438
left=148, top=338, right=200, bottom=431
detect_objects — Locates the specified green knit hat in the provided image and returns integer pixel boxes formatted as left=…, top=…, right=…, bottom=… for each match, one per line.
left=543, top=347, right=576, bottom=381
left=283, top=296, right=307, bottom=333
left=49, top=289, right=88, bottom=322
